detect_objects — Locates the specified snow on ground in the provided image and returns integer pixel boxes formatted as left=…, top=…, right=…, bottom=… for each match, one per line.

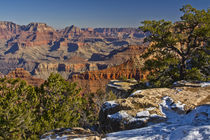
left=105, top=124, right=210, bottom=140
left=170, top=125, right=210, bottom=140
left=136, top=111, right=150, bottom=118
left=159, top=96, right=186, bottom=123
left=108, top=111, right=132, bottom=121
left=200, top=82, right=210, bottom=87
left=105, top=96, right=210, bottom=140
left=171, top=101, right=185, bottom=111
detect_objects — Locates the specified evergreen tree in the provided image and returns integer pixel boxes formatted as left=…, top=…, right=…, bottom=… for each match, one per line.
left=35, top=73, right=84, bottom=134
left=0, top=78, right=37, bottom=139
left=0, top=73, right=88, bottom=139
left=140, top=5, right=210, bottom=87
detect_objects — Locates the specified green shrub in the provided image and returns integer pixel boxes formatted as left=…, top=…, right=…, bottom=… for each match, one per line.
left=34, top=73, right=84, bottom=135
left=0, top=73, right=87, bottom=139
left=140, top=5, right=210, bottom=87
left=0, top=78, right=36, bottom=139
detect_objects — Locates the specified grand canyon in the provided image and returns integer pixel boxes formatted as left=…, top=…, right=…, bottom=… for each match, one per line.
left=0, top=21, right=147, bottom=92
left=1, top=1, right=209, bottom=139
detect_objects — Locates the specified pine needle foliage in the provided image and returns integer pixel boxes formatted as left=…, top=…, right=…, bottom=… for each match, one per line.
left=140, top=5, right=210, bottom=87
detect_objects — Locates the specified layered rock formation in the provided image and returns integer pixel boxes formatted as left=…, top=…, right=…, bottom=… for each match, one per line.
left=0, top=21, right=21, bottom=40
left=0, top=21, right=145, bottom=49
left=7, top=22, right=59, bottom=47
left=71, top=56, right=145, bottom=81
left=70, top=55, right=145, bottom=93
left=6, top=68, right=45, bottom=86
left=0, top=21, right=146, bottom=79
left=0, top=21, right=147, bottom=93
left=34, top=62, right=104, bottom=80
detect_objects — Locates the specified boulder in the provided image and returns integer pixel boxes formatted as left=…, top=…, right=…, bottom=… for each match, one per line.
left=99, top=82, right=210, bottom=132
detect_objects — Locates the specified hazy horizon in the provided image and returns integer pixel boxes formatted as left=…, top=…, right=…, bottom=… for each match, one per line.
left=0, top=0, right=209, bottom=29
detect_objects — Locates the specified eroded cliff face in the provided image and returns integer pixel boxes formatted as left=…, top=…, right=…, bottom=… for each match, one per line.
left=6, top=68, right=45, bottom=86
left=0, top=21, right=145, bottom=50
left=31, top=45, right=146, bottom=81
left=0, top=21, right=21, bottom=41
left=70, top=56, right=146, bottom=93
left=34, top=62, right=110, bottom=80
left=0, top=21, right=147, bottom=93
left=71, top=57, right=145, bottom=81
left=7, top=22, right=59, bottom=48
left=70, top=45, right=146, bottom=81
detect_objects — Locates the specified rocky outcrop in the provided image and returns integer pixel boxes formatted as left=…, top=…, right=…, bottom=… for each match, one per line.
left=60, top=26, right=145, bottom=39
left=0, top=21, right=21, bottom=40
left=7, top=68, right=44, bottom=86
left=106, top=105, right=210, bottom=139
left=71, top=56, right=145, bottom=81
left=62, top=25, right=82, bottom=38
left=69, top=55, right=146, bottom=93
left=89, top=45, right=146, bottom=64
left=34, top=62, right=110, bottom=80
left=41, top=127, right=101, bottom=140
left=99, top=82, right=210, bottom=132
left=7, top=22, right=59, bottom=48
left=93, top=28, right=145, bottom=39
left=106, top=80, right=138, bottom=98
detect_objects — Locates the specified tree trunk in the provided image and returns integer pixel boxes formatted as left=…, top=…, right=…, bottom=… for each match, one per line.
left=179, top=57, right=186, bottom=80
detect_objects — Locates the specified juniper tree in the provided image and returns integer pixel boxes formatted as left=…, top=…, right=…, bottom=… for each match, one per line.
left=140, top=5, right=210, bottom=87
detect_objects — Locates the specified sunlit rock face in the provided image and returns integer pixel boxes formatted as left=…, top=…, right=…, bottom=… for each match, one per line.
left=6, top=68, right=45, bottom=86
left=99, top=82, right=210, bottom=132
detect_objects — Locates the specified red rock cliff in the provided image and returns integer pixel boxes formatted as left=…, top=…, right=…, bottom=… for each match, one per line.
left=70, top=57, right=146, bottom=93
left=7, top=68, right=45, bottom=86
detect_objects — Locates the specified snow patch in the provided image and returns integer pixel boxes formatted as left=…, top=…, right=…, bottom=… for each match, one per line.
left=200, top=82, right=210, bottom=87
left=169, top=125, right=210, bottom=140
left=106, top=124, right=210, bottom=140
left=136, top=111, right=150, bottom=118
left=146, top=107, right=156, bottom=111
left=171, top=101, right=185, bottom=112
left=129, top=117, right=149, bottom=123
left=159, top=96, right=186, bottom=123
left=108, top=111, right=132, bottom=121
left=182, top=105, right=210, bottom=125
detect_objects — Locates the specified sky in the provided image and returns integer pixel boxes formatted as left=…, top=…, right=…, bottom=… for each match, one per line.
left=0, top=0, right=209, bottom=29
